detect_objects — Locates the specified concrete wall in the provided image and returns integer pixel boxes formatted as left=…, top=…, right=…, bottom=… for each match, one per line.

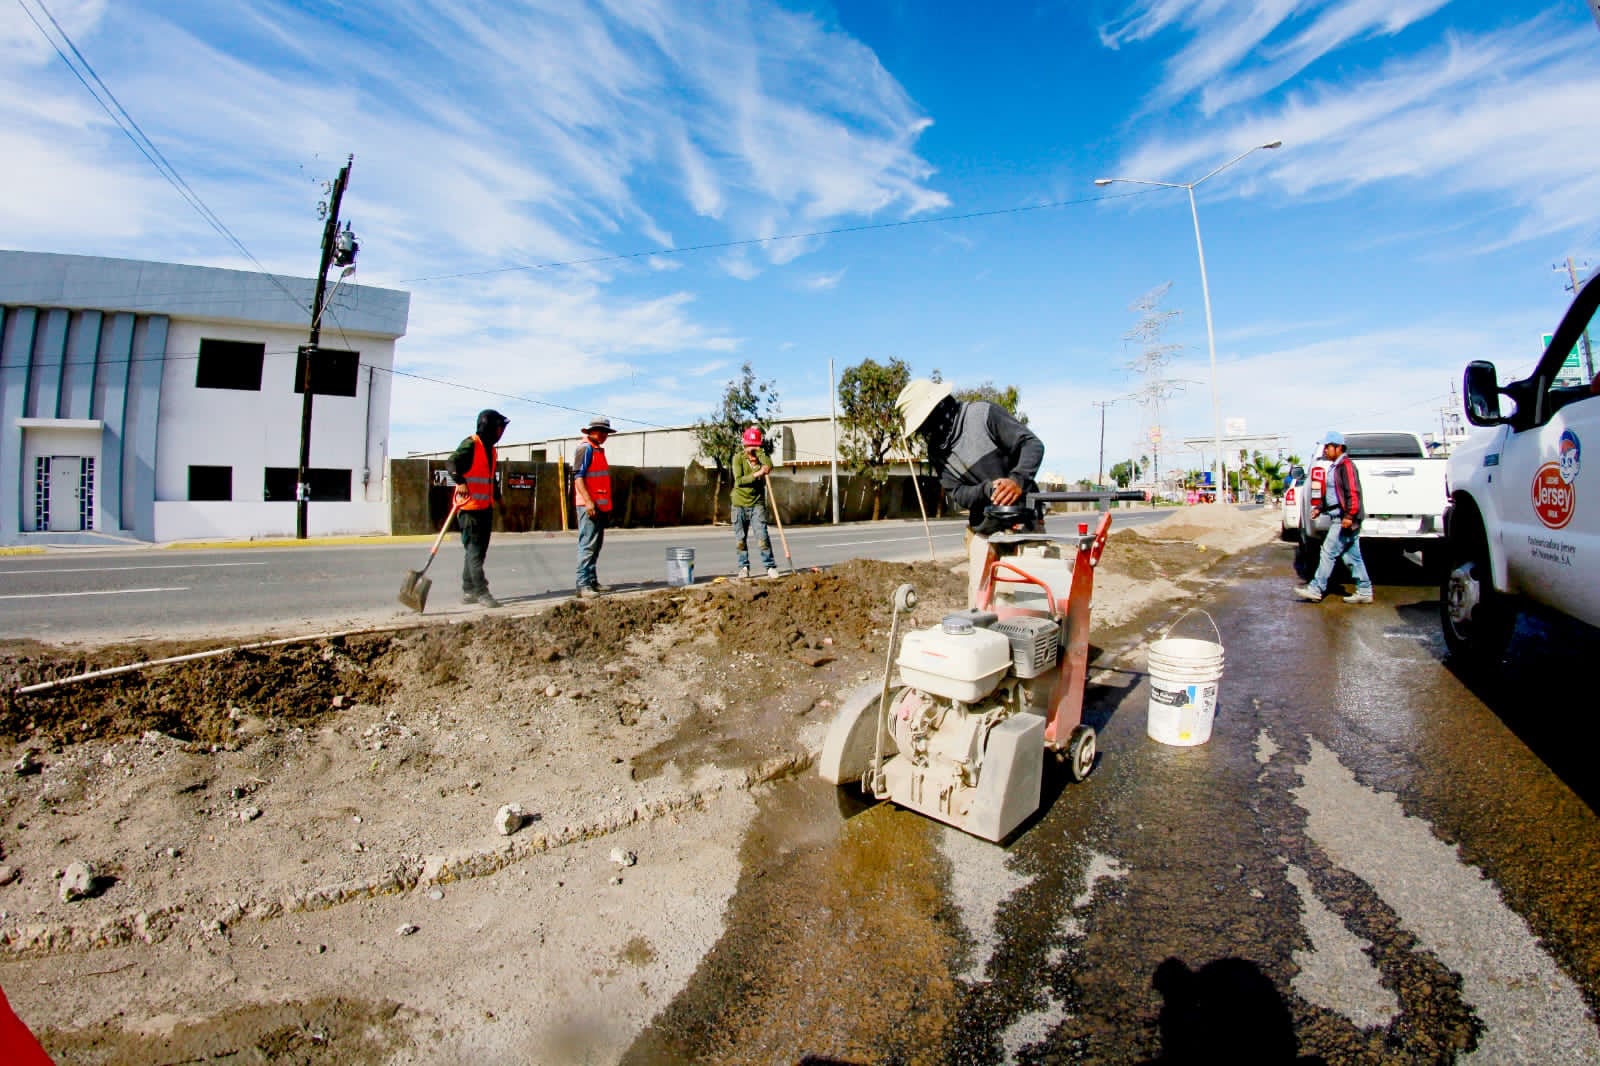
left=155, top=320, right=395, bottom=525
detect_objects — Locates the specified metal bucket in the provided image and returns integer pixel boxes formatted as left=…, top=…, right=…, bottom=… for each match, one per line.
left=665, top=546, right=695, bottom=587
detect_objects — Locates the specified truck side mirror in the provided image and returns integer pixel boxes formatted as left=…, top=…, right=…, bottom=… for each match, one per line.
left=1463, top=361, right=1504, bottom=427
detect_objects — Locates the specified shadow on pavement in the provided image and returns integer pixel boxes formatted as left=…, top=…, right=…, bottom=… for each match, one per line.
left=1140, top=956, right=1328, bottom=1066
left=1443, top=609, right=1600, bottom=815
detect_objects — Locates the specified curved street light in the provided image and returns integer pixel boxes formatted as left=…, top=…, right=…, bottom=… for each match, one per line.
left=1096, top=140, right=1282, bottom=501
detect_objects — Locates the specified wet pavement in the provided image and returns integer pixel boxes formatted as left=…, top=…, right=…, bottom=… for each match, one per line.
left=626, top=541, right=1600, bottom=1064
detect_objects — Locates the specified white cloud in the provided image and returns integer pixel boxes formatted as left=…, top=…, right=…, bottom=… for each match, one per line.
left=1109, top=17, right=1600, bottom=249
left=801, top=269, right=845, bottom=291
left=0, top=0, right=948, bottom=454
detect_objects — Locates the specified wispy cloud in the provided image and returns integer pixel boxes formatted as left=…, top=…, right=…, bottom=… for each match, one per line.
left=801, top=269, right=845, bottom=290
left=1107, top=15, right=1600, bottom=249
left=0, top=0, right=946, bottom=450
left=1101, top=0, right=1449, bottom=113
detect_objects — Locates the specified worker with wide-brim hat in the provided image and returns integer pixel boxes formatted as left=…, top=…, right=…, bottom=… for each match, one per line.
left=895, top=378, right=1043, bottom=529
left=573, top=415, right=614, bottom=597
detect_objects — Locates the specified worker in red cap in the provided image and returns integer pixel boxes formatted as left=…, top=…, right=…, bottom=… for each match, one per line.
left=731, top=426, right=780, bottom=578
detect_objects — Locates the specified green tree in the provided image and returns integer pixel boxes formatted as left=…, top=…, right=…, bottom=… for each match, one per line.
left=951, top=381, right=1028, bottom=424
left=838, top=357, right=913, bottom=520
left=1109, top=459, right=1136, bottom=488
left=693, top=361, right=779, bottom=521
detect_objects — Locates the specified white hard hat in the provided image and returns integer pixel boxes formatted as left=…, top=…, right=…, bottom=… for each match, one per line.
left=896, top=378, right=953, bottom=436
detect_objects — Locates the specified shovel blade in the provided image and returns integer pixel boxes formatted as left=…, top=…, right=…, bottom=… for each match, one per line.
left=398, top=571, right=432, bottom=613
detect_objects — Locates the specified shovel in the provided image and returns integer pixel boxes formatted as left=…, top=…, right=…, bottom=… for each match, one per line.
left=767, top=481, right=794, bottom=575
left=398, top=499, right=462, bottom=612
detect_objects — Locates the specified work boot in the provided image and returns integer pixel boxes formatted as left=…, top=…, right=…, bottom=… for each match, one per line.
left=1343, top=590, right=1374, bottom=604
left=737, top=566, right=750, bottom=579
left=577, top=586, right=601, bottom=599
left=478, top=592, right=502, bottom=609
left=1292, top=584, right=1323, bottom=602
left=766, top=566, right=781, bottom=578
left=461, top=593, right=479, bottom=604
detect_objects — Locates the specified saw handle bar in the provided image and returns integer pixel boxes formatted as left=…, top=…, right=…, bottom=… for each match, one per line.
left=1028, top=490, right=1146, bottom=508
left=977, top=561, right=1059, bottom=617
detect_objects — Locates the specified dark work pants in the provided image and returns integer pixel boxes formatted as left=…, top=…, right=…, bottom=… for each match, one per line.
left=458, top=507, right=493, bottom=596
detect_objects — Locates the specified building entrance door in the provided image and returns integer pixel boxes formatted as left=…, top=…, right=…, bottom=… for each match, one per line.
left=45, top=456, right=92, bottom=532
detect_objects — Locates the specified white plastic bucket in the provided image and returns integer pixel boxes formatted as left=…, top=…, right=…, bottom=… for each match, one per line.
left=1146, top=610, right=1225, bottom=747
left=665, top=547, right=695, bottom=587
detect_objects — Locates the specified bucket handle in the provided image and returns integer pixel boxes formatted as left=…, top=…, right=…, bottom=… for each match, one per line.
left=1161, top=608, right=1222, bottom=648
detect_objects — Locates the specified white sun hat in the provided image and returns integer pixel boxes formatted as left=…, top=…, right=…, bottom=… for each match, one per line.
left=895, top=378, right=953, bottom=436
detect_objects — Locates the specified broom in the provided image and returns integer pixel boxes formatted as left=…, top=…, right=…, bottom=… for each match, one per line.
left=398, top=498, right=462, bottom=612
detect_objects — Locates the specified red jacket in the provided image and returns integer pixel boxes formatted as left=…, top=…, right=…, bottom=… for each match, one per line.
left=1326, top=454, right=1365, bottom=526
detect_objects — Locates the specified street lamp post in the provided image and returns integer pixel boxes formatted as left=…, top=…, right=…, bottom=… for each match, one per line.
left=1096, top=140, right=1281, bottom=501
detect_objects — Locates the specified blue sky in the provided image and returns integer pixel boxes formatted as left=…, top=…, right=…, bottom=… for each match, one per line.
left=4, top=0, right=1597, bottom=482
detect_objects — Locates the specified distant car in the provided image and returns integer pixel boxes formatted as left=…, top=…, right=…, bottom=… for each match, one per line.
left=1280, top=469, right=1305, bottom=541
left=1254, top=491, right=1266, bottom=505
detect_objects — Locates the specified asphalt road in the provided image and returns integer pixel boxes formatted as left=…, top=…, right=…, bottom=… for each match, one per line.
left=0, top=509, right=1173, bottom=644
left=629, top=539, right=1600, bottom=1063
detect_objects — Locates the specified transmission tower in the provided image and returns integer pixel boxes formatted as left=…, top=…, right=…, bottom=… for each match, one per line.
left=1122, top=283, right=1188, bottom=497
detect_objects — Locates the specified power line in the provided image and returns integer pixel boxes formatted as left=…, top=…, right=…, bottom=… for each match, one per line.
left=16, top=0, right=306, bottom=312
left=395, top=188, right=1159, bottom=285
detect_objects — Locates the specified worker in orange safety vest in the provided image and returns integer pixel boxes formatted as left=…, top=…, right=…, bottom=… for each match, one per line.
left=449, top=409, right=508, bottom=608
left=573, top=416, right=614, bottom=597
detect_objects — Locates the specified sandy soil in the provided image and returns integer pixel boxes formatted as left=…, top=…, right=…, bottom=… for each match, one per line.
left=0, top=505, right=1279, bottom=1064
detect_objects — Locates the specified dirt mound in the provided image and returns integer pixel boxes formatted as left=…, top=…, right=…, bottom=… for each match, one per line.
left=1131, top=504, right=1279, bottom=556
left=0, top=543, right=1253, bottom=1063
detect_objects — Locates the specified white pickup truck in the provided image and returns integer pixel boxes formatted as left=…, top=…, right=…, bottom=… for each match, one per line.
left=1440, top=274, right=1600, bottom=664
left=1298, top=431, right=1449, bottom=561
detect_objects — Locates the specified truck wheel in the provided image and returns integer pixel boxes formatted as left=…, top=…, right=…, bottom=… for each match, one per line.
left=1440, top=520, right=1514, bottom=664
left=1064, top=725, right=1097, bottom=782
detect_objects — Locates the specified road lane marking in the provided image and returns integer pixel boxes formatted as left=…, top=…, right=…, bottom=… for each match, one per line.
left=0, top=562, right=264, bottom=575
left=1293, top=739, right=1600, bottom=1063
left=0, top=586, right=189, bottom=600
left=815, top=533, right=965, bottom=548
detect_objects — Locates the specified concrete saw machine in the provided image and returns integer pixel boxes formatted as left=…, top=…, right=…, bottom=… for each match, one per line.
left=819, top=492, right=1139, bottom=842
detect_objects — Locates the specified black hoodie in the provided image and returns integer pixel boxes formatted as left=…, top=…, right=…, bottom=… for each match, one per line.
left=449, top=410, right=509, bottom=501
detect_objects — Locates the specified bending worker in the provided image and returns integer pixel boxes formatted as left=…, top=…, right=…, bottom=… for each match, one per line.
left=896, top=378, right=1044, bottom=604
left=896, top=378, right=1044, bottom=531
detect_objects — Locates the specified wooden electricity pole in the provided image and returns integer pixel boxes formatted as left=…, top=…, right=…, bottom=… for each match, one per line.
left=297, top=155, right=352, bottom=540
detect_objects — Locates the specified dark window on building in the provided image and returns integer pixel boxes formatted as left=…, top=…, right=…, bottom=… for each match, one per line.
left=263, top=467, right=353, bottom=502
left=195, top=339, right=265, bottom=391
left=188, top=465, right=233, bottom=501
left=293, top=347, right=360, bottom=397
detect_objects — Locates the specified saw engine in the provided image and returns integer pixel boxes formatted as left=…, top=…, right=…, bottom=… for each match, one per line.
left=819, top=493, right=1137, bottom=843
left=878, top=611, right=1059, bottom=840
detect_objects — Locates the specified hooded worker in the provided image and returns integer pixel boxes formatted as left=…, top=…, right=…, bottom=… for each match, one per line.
left=895, top=379, right=1045, bottom=532
left=449, top=409, right=509, bottom=608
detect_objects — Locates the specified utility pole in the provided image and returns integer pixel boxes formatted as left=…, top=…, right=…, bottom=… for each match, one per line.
left=1091, top=399, right=1118, bottom=489
left=1557, top=257, right=1596, bottom=381
left=828, top=358, right=841, bottom=524
left=297, top=155, right=355, bottom=540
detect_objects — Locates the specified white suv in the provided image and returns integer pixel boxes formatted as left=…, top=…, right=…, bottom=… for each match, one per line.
left=1279, top=469, right=1305, bottom=541
left=1441, top=275, right=1600, bottom=664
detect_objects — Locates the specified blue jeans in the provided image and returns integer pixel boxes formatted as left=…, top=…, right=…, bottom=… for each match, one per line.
left=732, top=504, right=776, bottom=571
left=1312, top=525, right=1372, bottom=595
left=576, top=509, right=606, bottom=589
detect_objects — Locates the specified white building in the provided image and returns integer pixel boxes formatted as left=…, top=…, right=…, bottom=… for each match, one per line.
left=1, top=250, right=410, bottom=545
